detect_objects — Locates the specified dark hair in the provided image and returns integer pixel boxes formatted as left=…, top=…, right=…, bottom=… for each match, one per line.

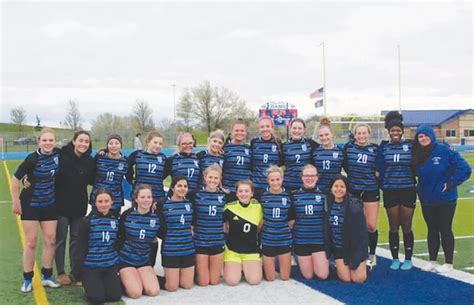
left=136, top=133, right=142, bottom=137
left=132, top=184, right=153, bottom=209
left=290, top=118, right=306, bottom=128
left=95, top=188, right=113, bottom=201
left=384, top=111, right=404, bottom=131
left=328, top=175, right=349, bottom=193
left=168, top=176, right=188, bottom=198
left=71, top=130, right=92, bottom=152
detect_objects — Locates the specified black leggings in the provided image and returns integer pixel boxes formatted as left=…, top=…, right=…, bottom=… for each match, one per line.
left=421, top=204, right=456, bottom=264
left=82, top=266, right=122, bottom=304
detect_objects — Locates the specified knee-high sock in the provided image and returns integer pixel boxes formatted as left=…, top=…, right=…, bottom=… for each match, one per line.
left=403, top=231, right=414, bottom=260
left=389, top=232, right=399, bottom=259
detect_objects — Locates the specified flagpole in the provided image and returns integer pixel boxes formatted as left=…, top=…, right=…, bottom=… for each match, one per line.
left=398, top=45, right=401, bottom=112
left=321, top=41, right=327, bottom=116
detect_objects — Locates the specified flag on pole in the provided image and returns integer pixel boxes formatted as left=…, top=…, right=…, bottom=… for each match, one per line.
left=315, top=99, right=324, bottom=108
left=309, top=87, right=324, bottom=99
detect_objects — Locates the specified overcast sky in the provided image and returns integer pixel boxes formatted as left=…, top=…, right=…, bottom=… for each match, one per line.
left=1, top=1, right=472, bottom=129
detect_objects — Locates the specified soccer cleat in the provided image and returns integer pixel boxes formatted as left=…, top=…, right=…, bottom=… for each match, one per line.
left=390, top=259, right=401, bottom=270
left=21, top=279, right=33, bottom=293
left=421, top=261, right=438, bottom=272
left=42, top=276, right=61, bottom=288
left=435, top=263, right=453, bottom=273
left=400, top=260, right=413, bottom=271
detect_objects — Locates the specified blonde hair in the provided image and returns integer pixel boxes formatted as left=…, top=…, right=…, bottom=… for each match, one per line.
left=38, top=128, right=56, bottom=140
left=203, top=163, right=223, bottom=178
left=266, top=165, right=284, bottom=178
left=353, top=123, right=372, bottom=135
left=301, top=164, right=318, bottom=176
left=258, top=116, right=275, bottom=128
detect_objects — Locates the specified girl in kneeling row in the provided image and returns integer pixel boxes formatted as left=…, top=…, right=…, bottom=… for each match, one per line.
left=326, top=175, right=368, bottom=283
left=118, top=184, right=160, bottom=298
left=78, top=189, right=122, bottom=304
left=223, top=180, right=263, bottom=286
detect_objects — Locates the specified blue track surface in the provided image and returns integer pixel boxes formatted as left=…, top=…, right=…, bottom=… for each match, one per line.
left=291, top=256, right=473, bottom=305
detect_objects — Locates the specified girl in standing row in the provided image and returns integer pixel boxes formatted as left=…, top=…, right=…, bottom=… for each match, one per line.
left=412, top=124, right=471, bottom=273
left=326, top=175, right=368, bottom=283
left=343, top=123, right=380, bottom=268
left=11, top=128, right=61, bottom=292
left=197, top=130, right=225, bottom=187
left=78, top=189, right=122, bottom=304
left=255, top=166, right=294, bottom=281
left=118, top=184, right=160, bottom=298
left=291, top=164, right=329, bottom=280
left=223, top=180, right=263, bottom=286
left=378, top=112, right=416, bottom=271
left=164, top=132, right=201, bottom=192
left=251, top=117, right=283, bottom=192
left=188, top=164, right=228, bottom=286
left=157, top=176, right=195, bottom=291
left=54, top=130, right=95, bottom=286
left=90, top=134, right=128, bottom=216
left=127, top=131, right=167, bottom=202
left=312, top=118, right=344, bottom=194
left=283, top=118, right=319, bottom=191
left=223, top=119, right=252, bottom=191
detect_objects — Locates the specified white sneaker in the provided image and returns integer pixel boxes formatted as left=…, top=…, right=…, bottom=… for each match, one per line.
left=42, top=276, right=61, bottom=288
left=435, top=263, right=453, bottom=273
left=421, top=261, right=438, bottom=272
left=21, top=279, right=32, bottom=293
left=368, top=254, right=377, bottom=267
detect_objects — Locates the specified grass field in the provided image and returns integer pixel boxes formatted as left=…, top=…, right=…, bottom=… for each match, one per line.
left=0, top=154, right=472, bottom=305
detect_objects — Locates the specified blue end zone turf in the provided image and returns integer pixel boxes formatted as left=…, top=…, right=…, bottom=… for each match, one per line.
left=290, top=256, right=474, bottom=305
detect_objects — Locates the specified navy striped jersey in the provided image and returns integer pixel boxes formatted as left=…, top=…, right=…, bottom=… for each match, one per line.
left=90, top=154, right=129, bottom=212
left=82, top=211, right=119, bottom=268
left=223, top=143, right=252, bottom=191
left=343, top=142, right=379, bottom=191
left=189, top=189, right=226, bottom=248
left=257, top=189, right=294, bottom=247
left=312, top=145, right=344, bottom=192
left=250, top=137, right=283, bottom=190
left=127, top=150, right=167, bottom=200
left=378, top=140, right=415, bottom=189
left=329, top=202, right=345, bottom=248
left=118, top=208, right=160, bottom=267
left=291, top=188, right=326, bottom=245
left=196, top=150, right=224, bottom=187
left=14, top=149, right=60, bottom=208
left=158, top=198, right=195, bottom=257
left=164, top=153, right=201, bottom=191
left=283, top=138, right=318, bottom=190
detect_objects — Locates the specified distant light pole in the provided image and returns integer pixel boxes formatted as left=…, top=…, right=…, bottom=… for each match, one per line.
left=172, top=83, right=176, bottom=123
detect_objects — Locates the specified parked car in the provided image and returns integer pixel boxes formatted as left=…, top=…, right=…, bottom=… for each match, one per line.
left=13, top=137, right=37, bottom=145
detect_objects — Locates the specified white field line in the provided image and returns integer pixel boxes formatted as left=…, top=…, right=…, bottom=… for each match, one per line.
left=414, top=251, right=458, bottom=257
left=378, top=235, right=474, bottom=246
left=376, top=247, right=474, bottom=285
left=464, top=267, right=474, bottom=271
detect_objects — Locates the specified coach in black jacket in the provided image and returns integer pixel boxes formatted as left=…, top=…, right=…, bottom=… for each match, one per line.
left=55, top=131, right=95, bottom=285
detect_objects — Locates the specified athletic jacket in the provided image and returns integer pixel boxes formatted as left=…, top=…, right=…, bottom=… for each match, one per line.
left=326, top=194, right=368, bottom=270
left=414, top=124, right=471, bottom=206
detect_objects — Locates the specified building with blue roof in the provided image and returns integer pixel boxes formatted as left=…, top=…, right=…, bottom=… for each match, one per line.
left=381, top=109, right=474, bottom=144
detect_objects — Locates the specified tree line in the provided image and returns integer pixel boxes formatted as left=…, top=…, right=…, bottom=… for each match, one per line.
left=9, top=81, right=257, bottom=142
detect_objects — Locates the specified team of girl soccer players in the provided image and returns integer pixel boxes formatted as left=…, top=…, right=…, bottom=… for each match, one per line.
left=11, top=113, right=471, bottom=302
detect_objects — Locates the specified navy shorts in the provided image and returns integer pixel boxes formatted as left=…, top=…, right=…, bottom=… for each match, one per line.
left=350, top=189, right=380, bottom=202
left=294, top=244, right=326, bottom=256
left=20, top=203, right=57, bottom=221
left=331, top=247, right=344, bottom=260
left=161, top=254, right=195, bottom=268
left=383, top=188, right=417, bottom=209
left=261, top=245, right=292, bottom=257
left=195, top=245, right=225, bottom=256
